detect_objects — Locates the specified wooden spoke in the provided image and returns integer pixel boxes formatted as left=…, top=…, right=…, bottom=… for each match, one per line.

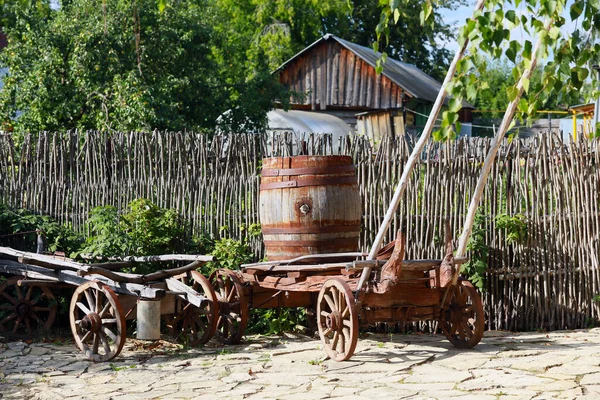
left=164, top=271, right=218, bottom=347
left=14, top=285, right=22, bottom=300
left=324, top=294, right=335, bottom=312
left=76, top=302, right=92, bottom=315
left=99, top=302, right=111, bottom=318
left=99, top=331, right=111, bottom=354
left=25, top=287, right=33, bottom=302
left=70, top=281, right=125, bottom=362
left=29, top=311, right=43, bottom=324
left=95, top=289, right=101, bottom=313
left=440, top=280, right=485, bottom=349
left=317, top=278, right=358, bottom=362
left=0, top=276, right=57, bottom=337
left=92, top=332, right=100, bottom=354
left=13, top=317, right=22, bottom=333
left=209, top=269, right=248, bottom=345
left=0, top=313, right=17, bottom=324
left=2, top=291, right=18, bottom=305
left=81, top=330, right=92, bottom=343
left=84, top=290, right=95, bottom=314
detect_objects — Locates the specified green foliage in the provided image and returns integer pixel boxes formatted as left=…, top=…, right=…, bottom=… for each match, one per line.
left=0, top=204, right=83, bottom=254
left=460, top=212, right=530, bottom=290
left=472, top=61, right=515, bottom=120
left=378, top=1, right=600, bottom=141
left=353, top=0, right=466, bottom=81
left=79, top=199, right=186, bottom=271
left=203, top=237, right=253, bottom=275
left=79, top=206, right=129, bottom=257
left=211, top=0, right=350, bottom=72
left=0, top=0, right=284, bottom=133
left=0, top=0, right=50, bottom=33
left=120, top=199, right=185, bottom=255
left=495, top=213, right=527, bottom=244
left=460, top=212, right=488, bottom=291
left=247, top=308, right=307, bottom=335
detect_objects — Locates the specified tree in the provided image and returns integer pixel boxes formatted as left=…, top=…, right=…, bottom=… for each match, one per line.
left=211, top=0, right=465, bottom=83
left=342, top=0, right=467, bottom=81
left=0, top=0, right=286, bottom=133
left=210, top=0, right=351, bottom=81
left=379, top=0, right=600, bottom=139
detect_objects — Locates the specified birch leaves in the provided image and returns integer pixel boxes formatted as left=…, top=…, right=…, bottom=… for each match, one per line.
left=381, top=0, right=600, bottom=140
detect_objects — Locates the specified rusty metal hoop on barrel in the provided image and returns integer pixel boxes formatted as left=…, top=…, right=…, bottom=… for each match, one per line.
left=0, top=276, right=57, bottom=337
left=164, top=270, right=218, bottom=346
left=209, top=269, right=248, bottom=344
left=440, top=280, right=484, bottom=349
left=317, top=277, right=359, bottom=362
left=69, top=281, right=126, bottom=362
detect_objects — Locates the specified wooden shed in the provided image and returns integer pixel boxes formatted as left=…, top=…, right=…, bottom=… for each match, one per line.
left=275, top=34, right=473, bottom=139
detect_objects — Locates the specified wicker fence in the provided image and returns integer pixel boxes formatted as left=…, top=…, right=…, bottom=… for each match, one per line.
left=1, top=130, right=599, bottom=331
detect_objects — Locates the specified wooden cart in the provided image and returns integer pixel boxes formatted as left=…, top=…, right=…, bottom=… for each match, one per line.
left=208, top=228, right=484, bottom=362
left=0, top=247, right=218, bottom=362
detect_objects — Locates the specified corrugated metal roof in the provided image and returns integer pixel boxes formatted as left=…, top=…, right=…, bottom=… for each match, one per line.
left=268, top=109, right=351, bottom=136
left=275, top=34, right=473, bottom=108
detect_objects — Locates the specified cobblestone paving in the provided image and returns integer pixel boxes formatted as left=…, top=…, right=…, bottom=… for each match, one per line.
left=1, top=328, right=600, bottom=399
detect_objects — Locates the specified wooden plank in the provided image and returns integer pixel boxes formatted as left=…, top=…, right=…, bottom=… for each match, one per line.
left=164, top=277, right=207, bottom=308
left=0, top=259, right=165, bottom=298
left=79, top=261, right=202, bottom=284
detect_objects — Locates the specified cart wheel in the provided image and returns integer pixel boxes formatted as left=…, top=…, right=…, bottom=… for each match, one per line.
left=0, top=276, right=57, bottom=336
left=440, top=280, right=484, bottom=349
left=69, top=281, right=126, bottom=362
left=209, top=269, right=248, bottom=344
left=317, top=278, right=358, bottom=362
left=165, top=271, right=218, bottom=346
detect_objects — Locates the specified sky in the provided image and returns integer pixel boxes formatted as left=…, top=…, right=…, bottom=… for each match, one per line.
left=439, top=0, right=579, bottom=55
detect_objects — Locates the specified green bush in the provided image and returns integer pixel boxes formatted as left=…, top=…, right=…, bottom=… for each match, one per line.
left=0, top=204, right=83, bottom=254
left=121, top=199, right=186, bottom=255
left=495, top=213, right=528, bottom=244
left=79, top=205, right=129, bottom=258
left=247, top=308, right=307, bottom=335
left=461, top=213, right=488, bottom=291
left=79, top=199, right=186, bottom=258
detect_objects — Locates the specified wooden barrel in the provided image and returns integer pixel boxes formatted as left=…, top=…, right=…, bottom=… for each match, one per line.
left=259, top=155, right=361, bottom=261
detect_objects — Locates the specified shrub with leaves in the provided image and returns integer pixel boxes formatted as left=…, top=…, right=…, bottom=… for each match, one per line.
left=247, top=308, right=307, bottom=335
left=495, top=213, right=528, bottom=244
left=79, top=205, right=130, bottom=258
left=120, top=199, right=185, bottom=255
left=202, top=237, right=253, bottom=276
left=460, top=212, right=488, bottom=291
left=0, top=204, right=83, bottom=255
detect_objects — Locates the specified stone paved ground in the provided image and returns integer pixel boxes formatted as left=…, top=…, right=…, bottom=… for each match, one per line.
left=1, top=328, right=600, bottom=399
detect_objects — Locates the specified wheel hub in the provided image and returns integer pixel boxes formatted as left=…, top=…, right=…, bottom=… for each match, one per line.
left=80, top=313, right=102, bottom=332
left=219, top=301, right=230, bottom=314
left=16, top=301, right=31, bottom=317
left=326, top=311, right=342, bottom=331
left=446, top=303, right=462, bottom=322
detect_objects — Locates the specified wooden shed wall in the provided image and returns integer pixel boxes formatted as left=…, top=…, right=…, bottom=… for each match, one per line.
left=279, top=41, right=406, bottom=111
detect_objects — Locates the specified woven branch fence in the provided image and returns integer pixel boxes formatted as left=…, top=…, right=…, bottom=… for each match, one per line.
left=0, top=130, right=599, bottom=331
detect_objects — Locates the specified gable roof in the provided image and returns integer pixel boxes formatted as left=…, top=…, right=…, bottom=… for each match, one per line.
left=276, top=34, right=473, bottom=108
